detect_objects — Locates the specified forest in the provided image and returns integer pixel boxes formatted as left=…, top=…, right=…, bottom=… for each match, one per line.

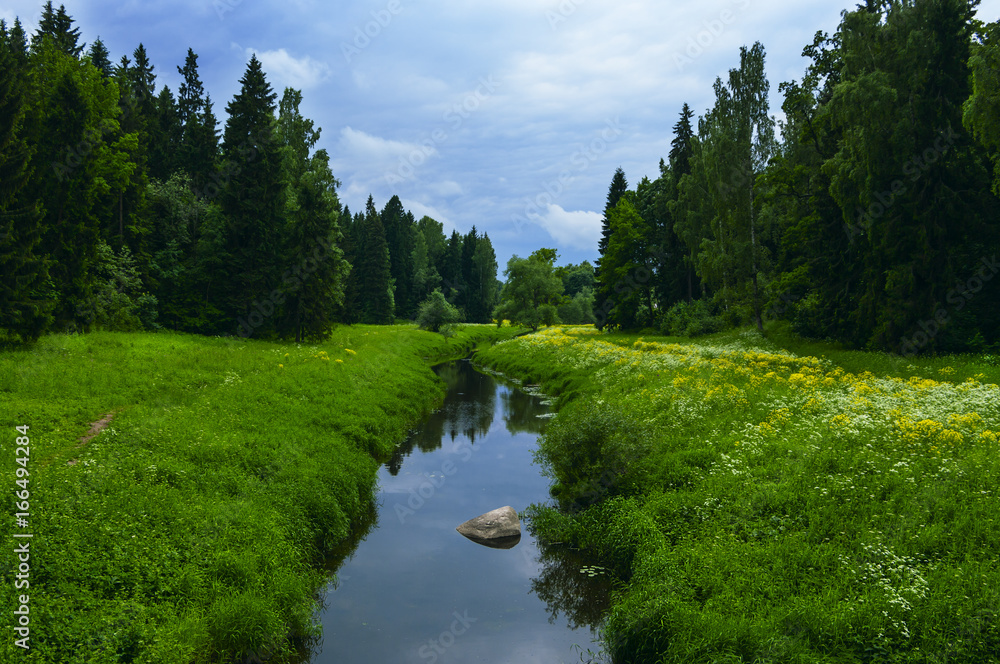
left=588, top=0, right=1000, bottom=355
left=3, top=0, right=1000, bottom=349
left=0, top=2, right=513, bottom=344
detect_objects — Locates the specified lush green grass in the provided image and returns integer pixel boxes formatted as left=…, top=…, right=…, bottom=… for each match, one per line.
left=0, top=324, right=521, bottom=663
left=476, top=325, right=1000, bottom=664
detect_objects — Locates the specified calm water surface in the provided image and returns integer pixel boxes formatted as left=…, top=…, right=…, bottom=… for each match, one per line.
left=305, top=359, right=610, bottom=663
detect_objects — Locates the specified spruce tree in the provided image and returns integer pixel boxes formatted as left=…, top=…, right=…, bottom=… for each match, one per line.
left=0, top=26, right=52, bottom=341
left=86, top=38, right=112, bottom=78
left=32, top=2, right=83, bottom=57
left=275, top=87, right=349, bottom=340
left=220, top=54, right=283, bottom=336
left=594, top=167, right=628, bottom=329
left=358, top=195, right=393, bottom=324
left=177, top=50, right=218, bottom=194
left=439, top=230, right=463, bottom=302
left=149, top=85, right=181, bottom=181
left=669, top=103, right=695, bottom=177
left=380, top=195, right=415, bottom=317
left=471, top=232, right=499, bottom=322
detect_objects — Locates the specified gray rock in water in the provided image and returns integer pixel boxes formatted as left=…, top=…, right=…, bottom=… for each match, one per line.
left=457, top=506, right=521, bottom=547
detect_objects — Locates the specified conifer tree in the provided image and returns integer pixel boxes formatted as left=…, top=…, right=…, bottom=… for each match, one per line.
left=380, top=195, right=414, bottom=317
left=149, top=85, right=181, bottom=181
left=358, top=195, right=393, bottom=324
left=669, top=103, right=695, bottom=177
left=594, top=167, right=628, bottom=329
left=32, top=2, right=83, bottom=58
left=219, top=54, right=283, bottom=335
left=177, top=49, right=218, bottom=194
left=275, top=87, right=349, bottom=340
left=86, top=37, right=112, bottom=78
left=0, top=25, right=52, bottom=340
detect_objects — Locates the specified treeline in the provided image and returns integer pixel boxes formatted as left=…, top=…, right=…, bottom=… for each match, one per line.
left=0, top=2, right=500, bottom=343
left=595, top=0, right=1000, bottom=355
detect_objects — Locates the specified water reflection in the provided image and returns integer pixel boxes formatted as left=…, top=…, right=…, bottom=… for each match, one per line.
left=305, top=359, right=609, bottom=664
left=529, top=536, right=616, bottom=632
left=499, top=383, right=549, bottom=435
left=385, top=360, right=496, bottom=475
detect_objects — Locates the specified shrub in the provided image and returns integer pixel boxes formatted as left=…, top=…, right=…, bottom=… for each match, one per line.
left=415, top=288, right=461, bottom=332
left=659, top=299, right=724, bottom=337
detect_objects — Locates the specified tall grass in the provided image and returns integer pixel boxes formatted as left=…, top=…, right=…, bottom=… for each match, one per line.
left=0, top=324, right=520, bottom=663
left=477, top=325, right=1000, bottom=663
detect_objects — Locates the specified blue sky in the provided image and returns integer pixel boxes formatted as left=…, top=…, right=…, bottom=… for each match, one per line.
left=3, top=0, right=998, bottom=270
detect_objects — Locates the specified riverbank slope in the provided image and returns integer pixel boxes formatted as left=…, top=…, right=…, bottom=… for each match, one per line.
left=0, top=324, right=521, bottom=663
left=476, top=325, right=1000, bottom=663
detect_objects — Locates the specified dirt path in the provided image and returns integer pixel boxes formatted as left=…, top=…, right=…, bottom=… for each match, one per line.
left=67, top=411, right=118, bottom=465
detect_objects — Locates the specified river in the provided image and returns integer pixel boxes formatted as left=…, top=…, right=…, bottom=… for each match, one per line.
left=302, top=358, right=611, bottom=663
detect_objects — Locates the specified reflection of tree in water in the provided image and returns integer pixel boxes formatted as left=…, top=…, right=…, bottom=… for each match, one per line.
left=384, top=360, right=496, bottom=476
left=500, top=385, right=547, bottom=435
left=529, top=529, right=615, bottom=634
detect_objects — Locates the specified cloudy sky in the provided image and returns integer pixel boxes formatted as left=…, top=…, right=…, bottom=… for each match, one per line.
left=3, top=0, right=998, bottom=269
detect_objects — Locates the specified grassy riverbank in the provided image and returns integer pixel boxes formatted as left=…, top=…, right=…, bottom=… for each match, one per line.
left=476, top=325, right=1000, bottom=663
left=0, top=324, right=521, bottom=664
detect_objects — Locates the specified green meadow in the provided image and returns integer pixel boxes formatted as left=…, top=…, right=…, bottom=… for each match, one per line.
left=476, top=324, right=1000, bottom=663
left=0, top=324, right=521, bottom=663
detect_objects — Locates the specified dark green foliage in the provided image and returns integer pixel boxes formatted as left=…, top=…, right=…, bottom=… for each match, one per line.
left=965, top=20, right=1000, bottom=195
left=149, top=85, right=180, bottom=181
left=218, top=54, right=284, bottom=335
left=535, top=400, right=652, bottom=511
left=668, top=102, right=695, bottom=176
left=275, top=87, right=349, bottom=341
left=381, top=196, right=415, bottom=317
left=585, top=2, right=999, bottom=354
left=596, top=194, right=655, bottom=330
left=659, top=298, right=724, bottom=336
left=439, top=229, right=463, bottom=299
left=21, top=38, right=133, bottom=330
left=86, top=37, right=112, bottom=78
left=357, top=196, right=393, bottom=324
left=0, top=24, right=52, bottom=341
left=2, top=4, right=495, bottom=344
left=32, top=2, right=82, bottom=57
left=80, top=240, right=158, bottom=330
left=177, top=49, right=218, bottom=194
left=594, top=167, right=629, bottom=328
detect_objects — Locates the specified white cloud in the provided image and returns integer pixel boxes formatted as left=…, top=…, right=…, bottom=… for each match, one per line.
left=235, top=44, right=331, bottom=89
left=337, top=126, right=438, bottom=165
left=400, top=199, right=456, bottom=233
left=534, top=204, right=602, bottom=251
left=429, top=180, right=463, bottom=197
